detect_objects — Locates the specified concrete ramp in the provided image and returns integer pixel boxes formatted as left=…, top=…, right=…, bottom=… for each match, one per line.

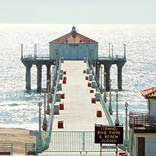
left=39, top=61, right=111, bottom=155
left=53, top=61, right=109, bottom=131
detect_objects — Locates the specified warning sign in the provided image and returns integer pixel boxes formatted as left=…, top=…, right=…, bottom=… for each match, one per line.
left=95, top=124, right=123, bottom=144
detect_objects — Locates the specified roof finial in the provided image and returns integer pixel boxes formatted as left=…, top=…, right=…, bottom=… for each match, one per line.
left=71, top=26, right=77, bottom=38
left=72, top=26, right=76, bottom=32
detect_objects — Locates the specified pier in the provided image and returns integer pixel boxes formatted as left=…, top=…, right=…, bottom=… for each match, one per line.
left=39, top=60, right=113, bottom=155
left=29, top=59, right=128, bottom=155
left=22, top=58, right=129, bottom=155
left=21, top=27, right=126, bottom=93
left=22, top=27, right=128, bottom=155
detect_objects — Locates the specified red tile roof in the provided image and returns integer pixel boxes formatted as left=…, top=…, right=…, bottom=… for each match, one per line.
left=50, top=28, right=97, bottom=44
left=141, top=87, right=156, bottom=98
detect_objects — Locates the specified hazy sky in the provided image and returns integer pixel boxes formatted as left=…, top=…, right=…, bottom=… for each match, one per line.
left=0, top=0, right=156, bottom=24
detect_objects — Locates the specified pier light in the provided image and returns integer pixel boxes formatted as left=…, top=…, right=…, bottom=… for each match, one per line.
left=38, top=102, right=42, bottom=140
left=108, top=79, right=113, bottom=115
left=109, top=42, right=111, bottom=57
left=96, top=61, right=100, bottom=87
left=124, top=44, right=126, bottom=59
left=115, top=89, right=119, bottom=126
left=111, top=45, right=114, bottom=58
left=21, top=44, right=23, bottom=59
left=47, top=79, right=50, bottom=92
left=42, top=90, right=47, bottom=131
left=125, top=102, right=128, bottom=139
left=34, top=43, right=37, bottom=59
left=100, top=66, right=103, bottom=93
left=49, top=77, right=53, bottom=103
left=46, top=95, right=50, bottom=115
left=103, top=72, right=107, bottom=103
left=46, top=82, right=51, bottom=115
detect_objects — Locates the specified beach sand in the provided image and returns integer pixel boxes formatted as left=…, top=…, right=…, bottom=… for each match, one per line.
left=0, top=128, right=35, bottom=154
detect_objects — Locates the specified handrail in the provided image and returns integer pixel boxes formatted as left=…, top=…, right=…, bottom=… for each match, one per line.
left=86, top=60, right=114, bottom=126
left=129, top=112, right=156, bottom=128
left=86, top=60, right=129, bottom=152
left=98, top=55, right=126, bottom=60
left=23, top=55, right=51, bottom=60
left=35, top=59, right=61, bottom=154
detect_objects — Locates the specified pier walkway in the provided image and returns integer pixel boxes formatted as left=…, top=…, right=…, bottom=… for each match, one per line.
left=39, top=61, right=111, bottom=155
left=53, top=61, right=109, bottom=131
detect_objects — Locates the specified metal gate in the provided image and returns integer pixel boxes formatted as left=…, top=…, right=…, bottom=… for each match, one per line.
left=46, top=131, right=120, bottom=153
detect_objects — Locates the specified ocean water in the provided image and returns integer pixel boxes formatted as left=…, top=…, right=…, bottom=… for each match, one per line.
left=0, top=24, right=156, bottom=130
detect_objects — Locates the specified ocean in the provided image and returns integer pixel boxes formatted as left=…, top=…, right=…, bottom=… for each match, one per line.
left=0, top=24, right=156, bottom=130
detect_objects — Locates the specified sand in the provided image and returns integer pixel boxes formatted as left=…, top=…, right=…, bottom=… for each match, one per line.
left=0, top=128, right=35, bottom=154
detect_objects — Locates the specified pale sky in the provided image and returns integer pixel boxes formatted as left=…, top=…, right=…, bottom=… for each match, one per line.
left=0, top=0, right=156, bottom=24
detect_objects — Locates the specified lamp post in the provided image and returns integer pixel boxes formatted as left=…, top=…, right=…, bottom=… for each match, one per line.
left=109, top=42, right=111, bottom=57
left=38, top=102, right=42, bottom=140
left=115, top=89, right=119, bottom=126
left=48, top=74, right=53, bottom=103
left=21, top=44, right=23, bottom=59
left=34, top=43, right=37, bottom=59
left=124, top=44, right=126, bottom=59
left=125, top=102, right=128, bottom=139
left=42, top=90, right=47, bottom=131
left=112, top=45, right=114, bottom=58
left=100, top=66, right=103, bottom=93
left=46, top=83, right=50, bottom=115
left=103, top=72, right=107, bottom=103
left=108, top=79, right=113, bottom=115
left=47, top=79, right=50, bottom=93
left=115, top=90, right=119, bottom=156
left=95, top=61, right=99, bottom=87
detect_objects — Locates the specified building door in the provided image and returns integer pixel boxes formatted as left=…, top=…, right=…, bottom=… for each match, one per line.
left=138, top=137, right=145, bottom=156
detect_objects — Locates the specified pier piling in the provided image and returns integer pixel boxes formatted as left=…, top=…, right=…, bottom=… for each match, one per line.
left=46, top=64, right=51, bottom=89
left=95, top=62, right=100, bottom=87
left=37, top=64, right=42, bottom=93
left=104, top=64, right=111, bottom=91
left=117, top=62, right=125, bottom=90
left=25, top=64, right=32, bottom=90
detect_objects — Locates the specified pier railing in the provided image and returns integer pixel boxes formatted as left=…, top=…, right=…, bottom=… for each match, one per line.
left=129, top=111, right=156, bottom=128
left=98, top=54, right=126, bottom=60
left=22, top=54, right=126, bottom=61
left=86, top=60, right=129, bottom=152
left=47, top=131, right=125, bottom=152
left=35, top=59, right=61, bottom=154
left=22, top=55, right=51, bottom=60
left=86, top=60, right=114, bottom=126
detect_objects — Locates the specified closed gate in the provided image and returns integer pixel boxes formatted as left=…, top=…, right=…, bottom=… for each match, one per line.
left=46, top=131, right=121, bottom=153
